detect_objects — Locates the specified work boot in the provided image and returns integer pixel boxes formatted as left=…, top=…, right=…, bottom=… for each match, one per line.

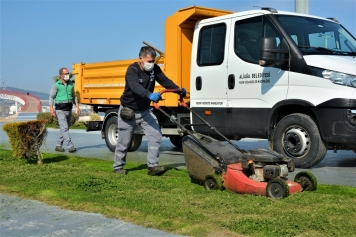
left=148, top=166, right=166, bottom=176
left=68, top=146, right=76, bottom=153
left=114, top=168, right=128, bottom=175
left=55, top=146, right=64, bottom=152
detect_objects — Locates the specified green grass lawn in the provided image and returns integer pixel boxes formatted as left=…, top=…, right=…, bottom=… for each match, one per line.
left=45, top=121, right=87, bottom=129
left=1, top=149, right=355, bottom=237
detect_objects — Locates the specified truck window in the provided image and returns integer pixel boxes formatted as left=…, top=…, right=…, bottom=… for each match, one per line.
left=339, top=33, right=356, bottom=51
left=275, top=15, right=356, bottom=55
left=234, top=16, right=263, bottom=64
left=291, top=35, right=298, bottom=44
left=197, top=24, right=226, bottom=66
left=234, top=16, right=284, bottom=66
left=308, top=31, right=336, bottom=49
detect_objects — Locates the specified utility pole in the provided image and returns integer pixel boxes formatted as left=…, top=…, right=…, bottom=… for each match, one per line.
left=295, top=0, right=309, bottom=14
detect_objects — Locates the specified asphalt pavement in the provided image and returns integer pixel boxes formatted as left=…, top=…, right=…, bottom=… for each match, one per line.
left=0, top=194, right=186, bottom=237
left=0, top=112, right=355, bottom=236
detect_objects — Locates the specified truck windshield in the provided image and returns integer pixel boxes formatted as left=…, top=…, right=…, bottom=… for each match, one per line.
left=275, top=15, right=356, bottom=56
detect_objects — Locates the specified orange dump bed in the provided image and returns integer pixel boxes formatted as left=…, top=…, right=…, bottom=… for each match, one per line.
left=72, top=6, right=232, bottom=107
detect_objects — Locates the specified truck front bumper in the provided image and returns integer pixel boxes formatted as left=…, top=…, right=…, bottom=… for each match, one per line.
left=313, top=106, right=356, bottom=150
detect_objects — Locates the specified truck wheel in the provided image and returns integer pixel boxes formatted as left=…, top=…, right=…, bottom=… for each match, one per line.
left=169, top=135, right=183, bottom=147
left=129, top=134, right=143, bottom=151
left=104, top=116, right=118, bottom=152
left=104, top=116, right=143, bottom=152
left=266, top=178, right=289, bottom=199
left=272, top=113, right=327, bottom=168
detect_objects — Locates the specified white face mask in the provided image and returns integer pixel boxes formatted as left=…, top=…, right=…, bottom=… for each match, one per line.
left=64, top=74, right=70, bottom=81
left=143, top=62, right=154, bottom=71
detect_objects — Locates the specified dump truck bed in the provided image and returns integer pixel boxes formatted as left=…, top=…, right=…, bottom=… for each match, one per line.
left=72, top=6, right=233, bottom=108
left=72, top=58, right=167, bottom=106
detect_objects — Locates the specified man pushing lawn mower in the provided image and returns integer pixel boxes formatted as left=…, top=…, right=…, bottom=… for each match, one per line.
left=113, top=46, right=186, bottom=176
left=113, top=44, right=317, bottom=197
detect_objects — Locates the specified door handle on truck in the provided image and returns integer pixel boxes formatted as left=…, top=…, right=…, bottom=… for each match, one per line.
left=228, top=74, right=235, bottom=89
left=196, top=76, right=202, bottom=90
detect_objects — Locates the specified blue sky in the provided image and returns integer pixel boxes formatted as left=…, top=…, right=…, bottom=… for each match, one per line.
left=1, top=0, right=355, bottom=93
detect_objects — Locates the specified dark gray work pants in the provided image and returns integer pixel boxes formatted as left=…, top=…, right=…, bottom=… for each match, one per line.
left=113, top=107, right=162, bottom=170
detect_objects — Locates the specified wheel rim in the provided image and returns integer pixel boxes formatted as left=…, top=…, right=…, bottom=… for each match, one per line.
left=297, top=176, right=313, bottom=190
left=269, top=183, right=283, bottom=197
left=204, top=178, right=218, bottom=190
left=108, top=123, right=118, bottom=145
left=267, top=180, right=288, bottom=198
left=283, top=127, right=310, bottom=157
left=295, top=171, right=317, bottom=191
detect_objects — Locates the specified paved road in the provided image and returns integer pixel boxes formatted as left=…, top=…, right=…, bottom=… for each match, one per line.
left=0, top=112, right=355, bottom=236
left=0, top=194, right=185, bottom=237
left=22, top=94, right=41, bottom=112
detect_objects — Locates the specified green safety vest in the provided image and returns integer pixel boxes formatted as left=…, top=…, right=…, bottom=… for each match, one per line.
left=54, top=80, right=74, bottom=103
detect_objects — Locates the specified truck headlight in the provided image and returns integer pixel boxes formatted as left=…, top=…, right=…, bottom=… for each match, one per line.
left=321, top=70, right=356, bottom=87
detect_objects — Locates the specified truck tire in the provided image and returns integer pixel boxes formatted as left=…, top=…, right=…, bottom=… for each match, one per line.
left=104, top=116, right=142, bottom=152
left=272, top=113, right=327, bottom=168
left=129, top=134, right=143, bottom=151
left=169, top=135, right=183, bottom=147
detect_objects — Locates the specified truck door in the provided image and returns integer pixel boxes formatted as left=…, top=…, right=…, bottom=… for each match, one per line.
left=190, top=20, right=232, bottom=135
left=226, top=15, right=290, bottom=138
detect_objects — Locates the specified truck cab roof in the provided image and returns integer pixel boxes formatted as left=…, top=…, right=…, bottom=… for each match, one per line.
left=197, top=8, right=338, bottom=25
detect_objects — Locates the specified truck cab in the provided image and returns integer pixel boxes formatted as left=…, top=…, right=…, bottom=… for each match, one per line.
left=189, top=7, right=356, bottom=168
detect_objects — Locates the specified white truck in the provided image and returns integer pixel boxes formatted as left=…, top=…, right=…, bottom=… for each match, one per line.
left=75, top=6, right=356, bottom=168
left=190, top=7, right=356, bottom=168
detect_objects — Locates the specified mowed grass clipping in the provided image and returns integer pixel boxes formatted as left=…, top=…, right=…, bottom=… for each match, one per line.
left=0, top=149, right=356, bottom=237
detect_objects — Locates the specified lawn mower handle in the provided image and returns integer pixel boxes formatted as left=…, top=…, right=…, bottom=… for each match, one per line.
left=154, top=89, right=246, bottom=154
left=153, top=89, right=187, bottom=109
left=152, top=89, right=246, bottom=155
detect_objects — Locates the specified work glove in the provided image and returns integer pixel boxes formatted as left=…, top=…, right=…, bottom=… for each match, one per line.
left=148, top=92, right=161, bottom=102
left=180, top=88, right=187, bottom=98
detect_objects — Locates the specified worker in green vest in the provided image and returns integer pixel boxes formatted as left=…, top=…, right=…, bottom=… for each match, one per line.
left=49, top=67, right=80, bottom=152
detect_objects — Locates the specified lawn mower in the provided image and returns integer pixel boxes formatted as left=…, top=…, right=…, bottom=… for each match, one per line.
left=153, top=89, right=317, bottom=198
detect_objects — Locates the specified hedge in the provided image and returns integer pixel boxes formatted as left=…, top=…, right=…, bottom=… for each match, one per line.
left=2, top=122, right=25, bottom=158
left=37, top=112, right=79, bottom=126
left=2, top=120, right=47, bottom=164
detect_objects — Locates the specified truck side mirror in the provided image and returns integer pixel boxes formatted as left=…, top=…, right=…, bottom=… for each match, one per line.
left=259, top=37, right=289, bottom=67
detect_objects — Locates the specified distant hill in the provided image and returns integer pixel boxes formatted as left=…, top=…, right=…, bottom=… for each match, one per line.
left=2, top=87, right=50, bottom=100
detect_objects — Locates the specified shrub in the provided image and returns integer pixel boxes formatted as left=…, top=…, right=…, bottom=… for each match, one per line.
left=37, top=111, right=78, bottom=126
left=2, top=120, right=47, bottom=164
left=2, top=122, right=26, bottom=158
left=17, top=120, right=47, bottom=164
left=37, top=112, right=54, bottom=124
left=53, top=74, right=74, bottom=83
left=71, top=121, right=86, bottom=129
left=70, top=112, right=79, bottom=125
left=90, top=112, right=101, bottom=121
